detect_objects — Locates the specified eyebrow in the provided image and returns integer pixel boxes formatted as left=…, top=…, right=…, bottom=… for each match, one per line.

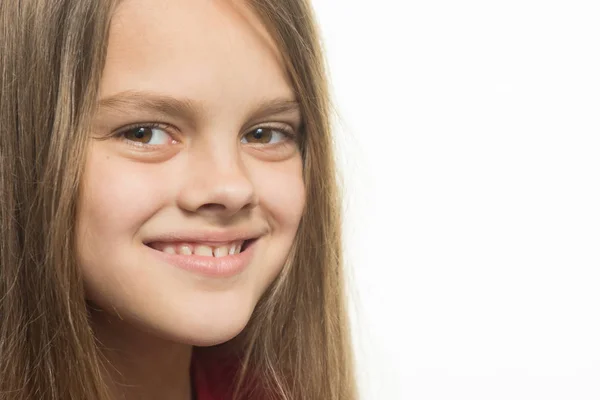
left=97, top=90, right=301, bottom=126
left=97, top=90, right=199, bottom=124
left=247, top=98, right=301, bottom=121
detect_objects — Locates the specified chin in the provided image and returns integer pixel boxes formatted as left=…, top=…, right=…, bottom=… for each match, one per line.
left=188, top=324, right=247, bottom=347
left=194, top=315, right=250, bottom=347
left=158, top=297, right=257, bottom=348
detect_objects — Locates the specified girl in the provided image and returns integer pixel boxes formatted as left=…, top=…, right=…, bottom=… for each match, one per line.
left=0, top=0, right=356, bottom=399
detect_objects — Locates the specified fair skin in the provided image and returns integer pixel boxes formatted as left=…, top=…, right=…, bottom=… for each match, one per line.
left=76, top=0, right=305, bottom=399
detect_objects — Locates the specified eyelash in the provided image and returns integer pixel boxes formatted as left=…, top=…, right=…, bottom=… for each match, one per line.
left=113, top=122, right=299, bottom=146
left=113, top=122, right=174, bottom=145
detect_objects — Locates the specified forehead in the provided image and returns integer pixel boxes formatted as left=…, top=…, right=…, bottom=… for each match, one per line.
left=100, top=0, right=293, bottom=109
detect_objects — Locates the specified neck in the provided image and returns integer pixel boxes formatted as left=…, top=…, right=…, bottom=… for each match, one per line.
left=90, top=308, right=194, bottom=400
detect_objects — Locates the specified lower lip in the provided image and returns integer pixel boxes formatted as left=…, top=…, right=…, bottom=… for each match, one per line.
left=146, top=240, right=257, bottom=278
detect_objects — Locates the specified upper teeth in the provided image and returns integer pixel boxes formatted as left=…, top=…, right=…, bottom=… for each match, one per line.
left=160, top=241, right=244, bottom=257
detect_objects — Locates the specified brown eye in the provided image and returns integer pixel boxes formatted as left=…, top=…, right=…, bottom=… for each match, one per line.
left=241, top=128, right=288, bottom=144
left=121, top=126, right=172, bottom=145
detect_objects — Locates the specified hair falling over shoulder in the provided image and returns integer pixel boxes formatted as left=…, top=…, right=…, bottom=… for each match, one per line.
left=0, top=0, right=357, bottom=399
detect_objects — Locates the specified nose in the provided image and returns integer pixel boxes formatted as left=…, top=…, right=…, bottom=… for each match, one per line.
left=176, top=143, right=257, bottom=219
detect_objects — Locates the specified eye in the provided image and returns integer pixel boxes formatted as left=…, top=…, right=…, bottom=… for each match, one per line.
left=241, top=127, right=292, bottom=145
left=120, top=125, right=174, bottom=145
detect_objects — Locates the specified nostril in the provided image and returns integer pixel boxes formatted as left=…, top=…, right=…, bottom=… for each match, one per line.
left=200, top=203, right=227, bottom=212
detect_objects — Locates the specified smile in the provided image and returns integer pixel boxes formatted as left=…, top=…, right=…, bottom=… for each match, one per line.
left=145, top=238, right=258, bottom=278
left=148, top=239, right=254, bottom=257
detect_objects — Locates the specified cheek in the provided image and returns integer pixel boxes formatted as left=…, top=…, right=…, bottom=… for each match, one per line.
left=249, top=155, right=305, bottom=235
left=242, top=156, right=305, bottom=297
left=76, top=147, right=180, bottom=308
left=79, top=152, right=167, bottom=236
left=76, top=149, right=168, bottom=274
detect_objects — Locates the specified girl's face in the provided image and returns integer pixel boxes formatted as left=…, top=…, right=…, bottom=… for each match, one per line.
left=77, top=0, right=305, bottom=346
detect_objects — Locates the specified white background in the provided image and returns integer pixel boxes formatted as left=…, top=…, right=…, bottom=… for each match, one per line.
left=312, top=1, right=600, bottom=399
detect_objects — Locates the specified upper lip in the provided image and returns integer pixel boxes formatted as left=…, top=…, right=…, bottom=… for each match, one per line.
left=143, top=228, right=266, bottom=246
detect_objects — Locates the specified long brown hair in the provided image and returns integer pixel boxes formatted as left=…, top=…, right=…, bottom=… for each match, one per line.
left=0, top=1, right=356, bottom=399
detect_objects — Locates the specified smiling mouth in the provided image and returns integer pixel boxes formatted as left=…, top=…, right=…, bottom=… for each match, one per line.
left=146, top=239, right=256, bottom=257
